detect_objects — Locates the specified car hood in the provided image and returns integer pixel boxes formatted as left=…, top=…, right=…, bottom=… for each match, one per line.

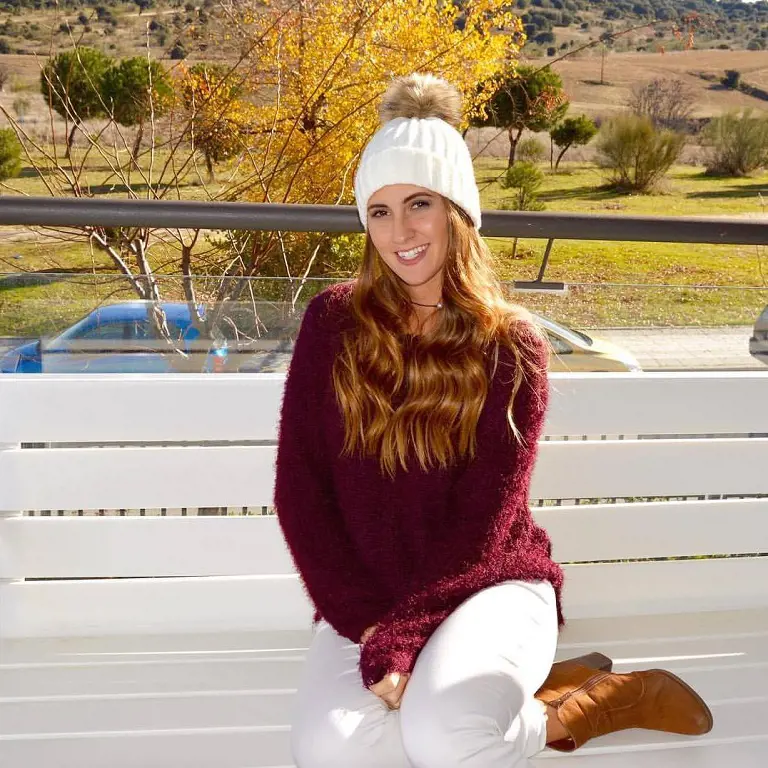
left=588, top=336, right=642, bottom=371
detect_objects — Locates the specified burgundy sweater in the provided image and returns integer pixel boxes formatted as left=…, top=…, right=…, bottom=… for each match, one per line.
left=274, top=282, right=564, bottom=688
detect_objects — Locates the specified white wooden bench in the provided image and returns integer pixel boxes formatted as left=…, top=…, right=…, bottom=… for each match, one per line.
left=1, top=371, right=767, bottom=767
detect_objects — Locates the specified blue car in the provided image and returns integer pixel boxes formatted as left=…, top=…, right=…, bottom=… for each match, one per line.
left=0, top=302, right=227, bottom=374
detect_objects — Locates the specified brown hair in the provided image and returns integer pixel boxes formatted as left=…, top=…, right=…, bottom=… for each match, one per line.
left=331, top=199, right=548, bottom=479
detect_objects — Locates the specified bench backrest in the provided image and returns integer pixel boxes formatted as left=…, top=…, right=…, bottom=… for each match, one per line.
left=1, top=372, right=767, bottom=639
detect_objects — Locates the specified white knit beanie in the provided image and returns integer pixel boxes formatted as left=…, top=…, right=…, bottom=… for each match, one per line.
left=353, top=73, right=481, bottom=230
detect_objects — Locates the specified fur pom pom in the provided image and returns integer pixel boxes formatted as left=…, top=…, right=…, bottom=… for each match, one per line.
left=378, top=73, right=462, bottom=129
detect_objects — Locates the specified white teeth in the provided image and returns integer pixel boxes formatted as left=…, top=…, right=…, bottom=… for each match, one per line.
left=398, top=245, right=428, bottom=260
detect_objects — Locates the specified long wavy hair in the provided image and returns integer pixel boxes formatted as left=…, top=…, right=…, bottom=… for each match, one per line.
left=331, top=199, right=548, bottom=479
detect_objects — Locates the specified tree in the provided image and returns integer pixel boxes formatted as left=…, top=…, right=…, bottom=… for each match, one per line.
left=470, top=64, right=569, bottom=168
left=102, top=57, right=174, bottom=165
left=550, top=114, right=597, bottom=170
left=0, top=127, right=22, bottom=181
left=627, top=77, right=696, bottom=131
left=499, top=161, right=544, bottom=259
left=722, top=70, right=741, bottom=89
left=177, top=62, right=253, bottom=183
left=703, top=110, right=768, bottom=177
left=169, top=41, right=187, bottom=59
left=500, top=161, right=545, bottom=211
left=40, top=47, right=111, bottom=158
left=596, top=113, right=685, bottom=192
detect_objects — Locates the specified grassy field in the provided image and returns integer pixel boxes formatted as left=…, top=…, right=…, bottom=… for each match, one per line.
left=544, top=49, right=768, bottom=121
left=1, top=154, right=767, bottom=336
left=475, top=160, right=768, bottom=327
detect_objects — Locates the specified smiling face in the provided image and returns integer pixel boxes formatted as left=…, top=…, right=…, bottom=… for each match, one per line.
left=366, top=184, right=450, bottom=304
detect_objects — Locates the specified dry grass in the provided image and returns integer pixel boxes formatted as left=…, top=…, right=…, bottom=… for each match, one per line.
left=541, top=49, right=768, bottom=120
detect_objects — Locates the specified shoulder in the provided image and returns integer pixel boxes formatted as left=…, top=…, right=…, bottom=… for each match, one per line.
left=303, top=281, right=356, bottom=335
left=497, top=306, right=551, bottom=372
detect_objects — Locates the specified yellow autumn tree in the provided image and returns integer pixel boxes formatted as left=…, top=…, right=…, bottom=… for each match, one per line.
left=207, top=0, right=522, bottom=289
left=221, top=0, right=520, bottom=205
left=177, top=62, right=259, bottom=182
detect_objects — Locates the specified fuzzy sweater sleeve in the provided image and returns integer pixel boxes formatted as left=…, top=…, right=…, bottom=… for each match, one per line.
left=359, top=326, right=554, bottom=687
left=274, top=294, right=392, bottom=643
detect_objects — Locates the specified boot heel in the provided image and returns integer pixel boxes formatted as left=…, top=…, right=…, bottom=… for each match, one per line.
left=564, top=652, right=612, bottom=672
left=539, top=652, right=613, bottom=699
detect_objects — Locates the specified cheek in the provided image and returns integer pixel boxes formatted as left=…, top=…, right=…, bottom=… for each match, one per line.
left=367, top=225, right=388, bottom=255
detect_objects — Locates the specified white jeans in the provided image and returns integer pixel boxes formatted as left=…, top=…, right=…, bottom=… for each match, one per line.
left=291, top=579, right=559, bottom=768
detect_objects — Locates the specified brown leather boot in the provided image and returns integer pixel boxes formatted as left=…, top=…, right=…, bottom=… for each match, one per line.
left=544, top=652, right=612, bottom=687
left=536, top=664, right=713, bottom=752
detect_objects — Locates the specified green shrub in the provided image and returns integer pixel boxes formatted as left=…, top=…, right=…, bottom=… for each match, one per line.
left=169, top=41, right=187, bottom=60
left=0, top=128, right=23, bottom=181
left=595, top=113, right=685, bottom=191
left=702, top=110, right=768, bottom=177
left=500, top=162, right=545, bottom=211
left=722, top=69, right=741, bottom=89
left=516, top=136, right=548, bottom=165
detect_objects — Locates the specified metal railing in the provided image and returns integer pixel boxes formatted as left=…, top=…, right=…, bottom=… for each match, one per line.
left=0, top=196, right=766, bottom=244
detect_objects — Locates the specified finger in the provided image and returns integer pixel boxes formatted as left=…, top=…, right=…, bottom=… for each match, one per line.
left=370, top=673, right=401, bottom=697
left=382, top=674, right=410, bottom=710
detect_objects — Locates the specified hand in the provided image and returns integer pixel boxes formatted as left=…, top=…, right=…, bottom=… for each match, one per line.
left=360, top=624, right=378, bottom=645
left=369, top=672, right=410, bottom=711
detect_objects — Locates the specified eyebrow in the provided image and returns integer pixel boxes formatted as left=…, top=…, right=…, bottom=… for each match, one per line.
left=367, top=192, right=433, bottom=212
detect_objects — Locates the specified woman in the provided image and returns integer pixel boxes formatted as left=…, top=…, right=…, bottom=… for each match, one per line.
left=274, top=73, right=712, bottom=768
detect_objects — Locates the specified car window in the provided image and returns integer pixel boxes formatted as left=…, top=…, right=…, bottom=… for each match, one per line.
left=126, top=320, right=150, bottom=340
left=534, top=315, right=592, bottom=348
left=78, top=321, right=131, bottom=340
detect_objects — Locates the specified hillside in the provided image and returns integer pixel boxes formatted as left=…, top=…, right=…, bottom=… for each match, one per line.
left=0, top=0, right=765, bottom=63
left=546, top=48, right=768, bottom=120
left=512, top=0, right=768, bottom=55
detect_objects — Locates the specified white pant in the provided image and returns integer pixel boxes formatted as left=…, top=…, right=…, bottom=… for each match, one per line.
left=291, top=579, right=558, bottom=768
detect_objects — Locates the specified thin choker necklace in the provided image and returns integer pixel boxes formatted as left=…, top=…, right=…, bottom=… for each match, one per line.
left=410, top=299, right=444, bottom=309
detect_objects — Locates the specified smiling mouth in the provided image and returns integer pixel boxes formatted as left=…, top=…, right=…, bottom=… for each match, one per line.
left=396, top=244, right=429, bottom=261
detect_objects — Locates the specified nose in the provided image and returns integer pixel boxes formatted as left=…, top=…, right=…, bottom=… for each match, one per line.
left=390, top=212, right=414, bottom=244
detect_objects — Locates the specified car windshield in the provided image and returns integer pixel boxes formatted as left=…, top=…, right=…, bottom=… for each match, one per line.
left=532, top=314, right=593, bottom=347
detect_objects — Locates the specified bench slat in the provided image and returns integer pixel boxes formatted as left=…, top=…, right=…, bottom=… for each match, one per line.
left=2, top=696, right=765, bottom=767
left=2, top=499, right=767, bottom=579
left=2, top=438, right=766, bottom=512
left=2, top=558, right=766, bottom=639
left=3, top=609, right=765, bottom=765
left=531, top=438, right=768, bottom=499
left=0, top=374, right=285, bottom=443
left=2, top=632, right=765, bottom=702
left=1, top=373, right=767, bottom=443
left=545, top=372, right=768, bottom=436
left=2, top=665, right=764, bottom=735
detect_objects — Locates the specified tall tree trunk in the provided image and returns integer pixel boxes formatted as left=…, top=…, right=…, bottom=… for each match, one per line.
left=554, top=143, right=571, bottom=171
left=507, top=127, right=523, bottom=169
left=131, top=122, right=144, bottom=168
left=65, top=124, right=77, bottom=159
